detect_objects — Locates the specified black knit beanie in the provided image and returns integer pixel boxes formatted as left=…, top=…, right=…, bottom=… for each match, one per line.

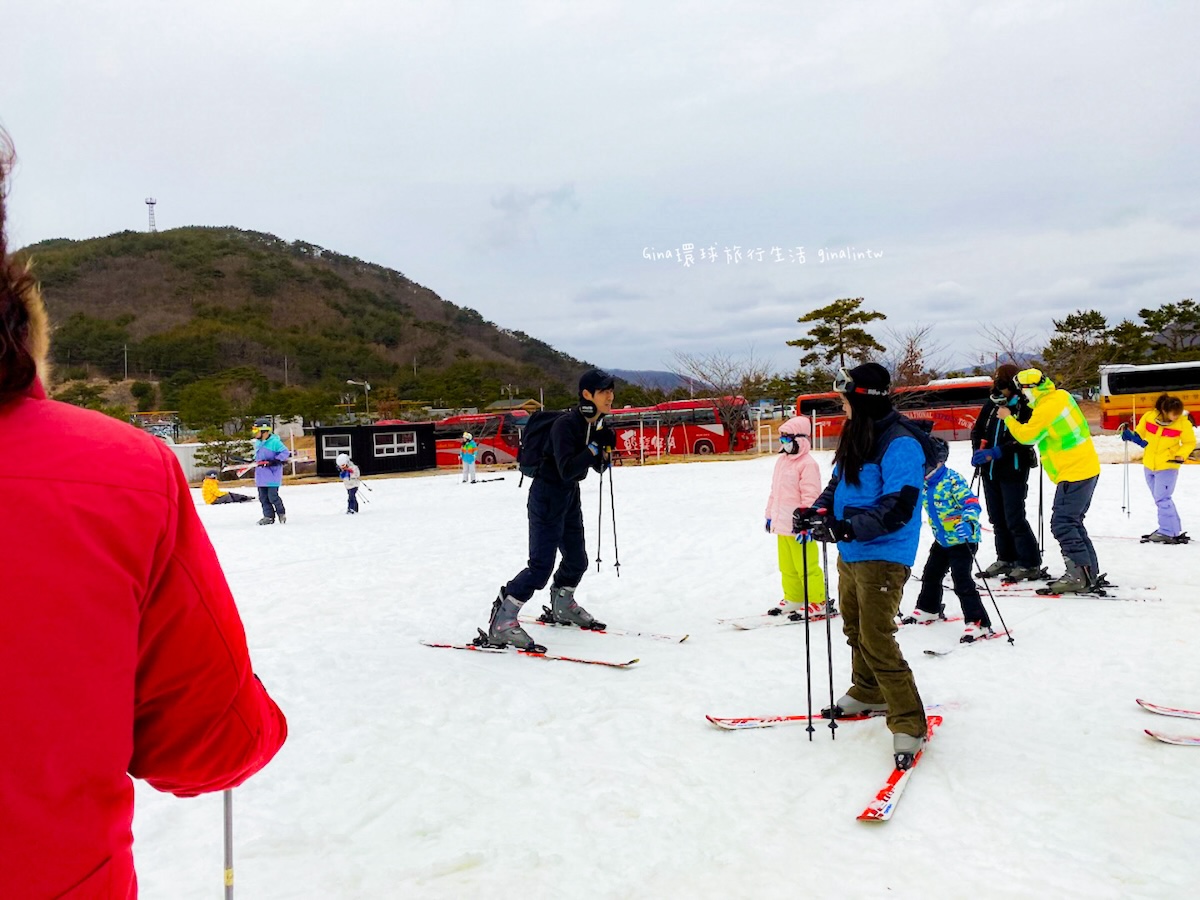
left=843, top=362, right=893, bottom=420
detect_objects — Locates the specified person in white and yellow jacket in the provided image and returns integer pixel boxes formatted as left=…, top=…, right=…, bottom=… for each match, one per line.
left=1120, top=393, right=1196, bottom=543
left=998, top=368, right=1101, bottom=593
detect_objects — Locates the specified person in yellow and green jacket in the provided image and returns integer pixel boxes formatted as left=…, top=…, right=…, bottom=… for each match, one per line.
left=1120, top=393, right=1196, bottom=544
left=997, top=368, right=1101, bottom=593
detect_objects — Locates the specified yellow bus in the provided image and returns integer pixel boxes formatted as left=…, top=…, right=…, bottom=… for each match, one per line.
left=1099, top=361, right=1200, bottom=429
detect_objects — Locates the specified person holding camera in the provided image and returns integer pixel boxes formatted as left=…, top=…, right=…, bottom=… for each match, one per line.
left=484, top=368, right=618, bottom=649
left=969, top=363, right=1042, bottom=580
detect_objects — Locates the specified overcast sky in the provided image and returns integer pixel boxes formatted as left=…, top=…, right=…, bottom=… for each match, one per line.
left=3, top=1, right=1198, bottom=374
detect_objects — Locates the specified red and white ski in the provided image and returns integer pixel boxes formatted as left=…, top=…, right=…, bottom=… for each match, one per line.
left=519, top=615, right=688, bottom=643
left=924, top=630, right=1012, bottom=657
left=1136, top=698, right=1200, bottom=720
left=706, top=710, right=884, bottom=731
left=719, top=611, right=839, bottom=630
left=1145, top=730, right=1200, bottom=746
left=420, top=640, right=638, bottom=668
left=857, top=715, right=943, bottom=822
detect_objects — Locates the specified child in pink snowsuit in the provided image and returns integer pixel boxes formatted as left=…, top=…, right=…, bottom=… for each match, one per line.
left=764, top=416, right=827, bottom=617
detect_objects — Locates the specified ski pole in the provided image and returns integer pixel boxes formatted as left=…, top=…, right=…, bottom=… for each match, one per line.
left=822, top=541, right=838, bottom=740
left=972, top=549, right=1014, bottom=646
left=607, top=457, right=621, bottom=577
left=223, top=789, right=234, bottom=900
left=1122, top=436, right=1131, bottom=518
left=802, top=539, right=815, bottom=742
left=594, top=467, right=604, bottom=572
left=1037, top=454, right=1045, bottom=554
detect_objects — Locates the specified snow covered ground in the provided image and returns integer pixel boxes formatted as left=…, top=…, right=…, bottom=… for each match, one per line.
left=133, top=439, right=1199, bottom=899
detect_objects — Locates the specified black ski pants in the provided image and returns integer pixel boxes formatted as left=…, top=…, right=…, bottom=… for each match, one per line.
left=505, top=479, right=588, bottom=602
left=917, top=542, right=990, bottom=626
left=980, top=475, right=1041, bottom=568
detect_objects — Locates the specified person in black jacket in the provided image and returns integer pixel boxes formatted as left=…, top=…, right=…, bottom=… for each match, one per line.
left=485, top=369, right=618, bottom=649
left=970, top=363, right=1042, bottom=579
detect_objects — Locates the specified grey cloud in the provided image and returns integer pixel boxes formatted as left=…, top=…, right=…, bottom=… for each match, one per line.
left=573, top=283, right=647, bottom=304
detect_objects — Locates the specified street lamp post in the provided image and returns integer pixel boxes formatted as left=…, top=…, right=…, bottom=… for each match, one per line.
left=346, top=380, right=371, bottom=420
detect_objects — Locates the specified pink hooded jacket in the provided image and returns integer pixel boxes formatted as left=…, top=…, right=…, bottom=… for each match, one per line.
left=765, top=416, right=823, bottom=534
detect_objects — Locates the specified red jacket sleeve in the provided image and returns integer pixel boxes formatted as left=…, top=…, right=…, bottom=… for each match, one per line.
left=129, top=447, right=287, bottom=796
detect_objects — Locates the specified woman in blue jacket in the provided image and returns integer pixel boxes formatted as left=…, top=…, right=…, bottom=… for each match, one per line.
left=795, top=363, right=933, bottom=769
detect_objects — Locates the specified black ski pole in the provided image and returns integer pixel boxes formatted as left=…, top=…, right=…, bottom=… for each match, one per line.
left=608, top=456, right=621, bottom=577
left=802, top=541, right=815, bottom=741
left=972, top=548, right=1014, bottom=645
left=594, top=467, right=604, bottom=572
left=822, top=541, right=838, bottom=739
left=1037, top=458, right=1045, bottom=554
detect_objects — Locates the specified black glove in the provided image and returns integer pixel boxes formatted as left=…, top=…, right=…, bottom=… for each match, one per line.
left=592, top=427, right=619, bottom=450
left=810, top=518, right=854, bottom=543
left=792, top=506, right=820, bottom=534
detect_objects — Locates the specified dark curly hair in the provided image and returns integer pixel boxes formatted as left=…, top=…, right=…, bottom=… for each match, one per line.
left=0, top=129, right=47, bottom=404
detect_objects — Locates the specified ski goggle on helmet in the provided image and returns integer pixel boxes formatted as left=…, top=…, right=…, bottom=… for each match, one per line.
left=1015, top=369, right=1048, bottom=402
left=833, top=367, right=888, bottom=397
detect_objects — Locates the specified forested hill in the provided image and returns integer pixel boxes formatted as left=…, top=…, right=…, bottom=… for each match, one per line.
left=17, top=226, right=593, bottom=413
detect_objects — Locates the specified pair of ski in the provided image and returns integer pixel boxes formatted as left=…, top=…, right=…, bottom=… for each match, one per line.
left=707, top=708, right=944, bottom=821
left=422, top=613, right=689, bottom=668
left=970, top=576, right=1159, bottom=603
left=1138, top=698, right=1200, bottom=745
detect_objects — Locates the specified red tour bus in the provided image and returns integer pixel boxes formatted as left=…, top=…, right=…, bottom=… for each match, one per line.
left=797, top=377, right=994, bottom=448
left=431, top=411, right=529, bottom=467
left=604, top=397, right=756, bottom=459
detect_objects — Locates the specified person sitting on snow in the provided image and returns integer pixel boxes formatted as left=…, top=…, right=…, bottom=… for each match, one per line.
left=202, top=469, right=253, bottom=504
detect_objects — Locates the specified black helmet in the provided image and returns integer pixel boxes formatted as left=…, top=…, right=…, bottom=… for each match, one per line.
left=927, top=437, right=950, bottom=472
left=205, top=469, right=218, bottom=479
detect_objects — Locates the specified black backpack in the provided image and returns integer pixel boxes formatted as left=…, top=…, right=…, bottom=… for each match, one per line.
left=517, top=410, right=566, bottom=480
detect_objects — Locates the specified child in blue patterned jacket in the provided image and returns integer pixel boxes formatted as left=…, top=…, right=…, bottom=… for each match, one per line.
left=900, top=438, right=994, bottom=643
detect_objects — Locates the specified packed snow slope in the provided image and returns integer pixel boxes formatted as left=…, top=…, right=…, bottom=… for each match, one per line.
left=134, top=439, right=1197, bottom=899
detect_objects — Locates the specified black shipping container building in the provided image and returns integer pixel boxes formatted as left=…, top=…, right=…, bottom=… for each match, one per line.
left=313, top=423, right=437, bottom=477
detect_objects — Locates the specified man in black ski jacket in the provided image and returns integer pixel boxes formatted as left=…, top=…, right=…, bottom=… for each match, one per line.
left=970, top=363, right=1042, bottom=580
left=485, top=368, right=618, bottom=649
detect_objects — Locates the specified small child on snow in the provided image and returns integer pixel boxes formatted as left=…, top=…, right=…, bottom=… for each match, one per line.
left=764, top=417, right=826, bottom=617
left=902, top=438, right=994, bottom=643
left=1120, top=393, right=1196, bottom=544
left=460, top=432, right=478, bottom=483
left=336, top=453, right=361, bottom=514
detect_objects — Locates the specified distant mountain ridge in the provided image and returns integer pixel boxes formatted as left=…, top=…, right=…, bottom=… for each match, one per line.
left=608, top=369, right=691, bottom=392
left=18, top=226, right=594, bottom=409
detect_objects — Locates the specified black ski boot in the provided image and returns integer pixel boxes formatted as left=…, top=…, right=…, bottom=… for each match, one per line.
left=542, top=585, right=606, bottom=631
left=482, top=589, right=544, bottom=651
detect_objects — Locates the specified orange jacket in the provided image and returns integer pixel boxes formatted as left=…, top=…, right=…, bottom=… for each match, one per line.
left=0, top=381, right=287, bottom=898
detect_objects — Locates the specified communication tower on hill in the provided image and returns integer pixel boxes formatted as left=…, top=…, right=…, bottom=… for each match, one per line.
left=145, top=197, right=157, bottom=232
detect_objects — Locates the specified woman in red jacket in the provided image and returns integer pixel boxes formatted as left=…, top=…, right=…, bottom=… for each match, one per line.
left=0, top=133, right=287, bottom=897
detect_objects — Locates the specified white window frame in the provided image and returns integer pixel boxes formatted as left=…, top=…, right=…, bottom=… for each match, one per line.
left=374, top=431, right=417, bottom=457
left=323, top=434, right=352, bottom=460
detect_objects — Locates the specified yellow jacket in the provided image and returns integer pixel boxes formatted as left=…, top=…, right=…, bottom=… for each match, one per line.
left=202, top=477, right=227, bottom=504
left=1003, top=381, right=1100, bottom=484
left=1134, top=410, right=1196, bottom=472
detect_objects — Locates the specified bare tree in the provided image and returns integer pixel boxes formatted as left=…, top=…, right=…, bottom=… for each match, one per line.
left=670, top=350, right=774, bottom=453
left=881, top=325, right=948, bottom=387
left=976, top=321, right=1042, bottom=369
